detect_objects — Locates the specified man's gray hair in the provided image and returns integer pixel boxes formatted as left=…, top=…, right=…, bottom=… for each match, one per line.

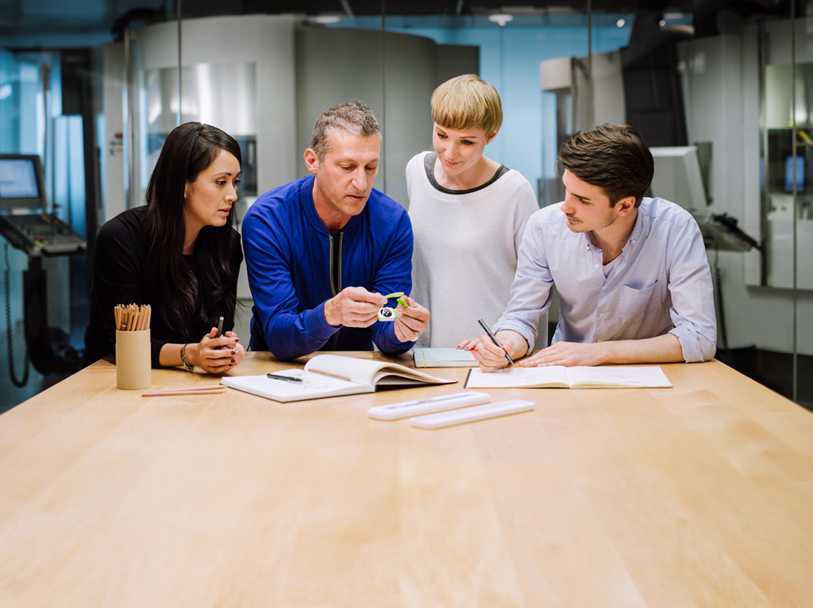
left=310, top=101, right=380, bottom=159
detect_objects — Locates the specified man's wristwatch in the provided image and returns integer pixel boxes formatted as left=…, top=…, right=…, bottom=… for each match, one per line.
left=180, top=343, right=194, bottom=371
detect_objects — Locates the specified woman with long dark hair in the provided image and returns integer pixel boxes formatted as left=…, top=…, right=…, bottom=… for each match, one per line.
left=85, top=122, right=245, bottom=373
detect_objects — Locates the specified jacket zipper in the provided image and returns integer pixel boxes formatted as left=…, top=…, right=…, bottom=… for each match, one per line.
left=329, top=232, right=343, bottom=296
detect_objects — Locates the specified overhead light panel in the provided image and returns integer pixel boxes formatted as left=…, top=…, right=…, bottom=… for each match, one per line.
left=488, top=13, right=513, bottom=27
left=310, top=14, right=343, bottom=25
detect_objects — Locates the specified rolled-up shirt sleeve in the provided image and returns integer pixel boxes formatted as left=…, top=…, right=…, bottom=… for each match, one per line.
left=494, top=212, right=555, bottom=352
left=666, top=216, right=717, bottom=362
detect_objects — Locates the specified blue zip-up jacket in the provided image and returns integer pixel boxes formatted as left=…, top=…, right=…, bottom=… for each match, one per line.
left=242, top=175, right=415, bottom=360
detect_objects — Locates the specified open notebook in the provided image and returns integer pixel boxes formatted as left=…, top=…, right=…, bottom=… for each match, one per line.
left=465, top=365, right=672, bottom=389
left=221, top=354, right=456, bottom=403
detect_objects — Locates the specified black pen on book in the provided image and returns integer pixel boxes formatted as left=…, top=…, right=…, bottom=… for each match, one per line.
left=477, top=318, right=514, bottom=366
left=266, top=372, right=303, bottom=383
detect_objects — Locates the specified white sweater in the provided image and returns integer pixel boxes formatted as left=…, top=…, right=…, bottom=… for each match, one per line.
left=407, top=151, right=538, bottom=347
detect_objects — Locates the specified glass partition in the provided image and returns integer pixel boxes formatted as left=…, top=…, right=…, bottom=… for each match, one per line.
left=2, top=1, right=812, bottom=409
left=1, top=14, right=113, bottom=410
left=790, top=14, right=813, bottom=405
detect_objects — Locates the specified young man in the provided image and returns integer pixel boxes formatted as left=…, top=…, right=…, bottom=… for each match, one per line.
left=470, top=123, right=716, bottom=369
left=242, top=101, right=429, bottom=360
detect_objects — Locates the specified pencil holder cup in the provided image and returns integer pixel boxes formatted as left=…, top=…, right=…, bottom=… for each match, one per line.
left=116, top=329, right=151, bottom=390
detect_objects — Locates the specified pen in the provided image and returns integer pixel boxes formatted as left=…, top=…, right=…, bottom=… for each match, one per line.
left=477, top=318, right=514, bottom=366
left=266, top=372, right=303, bottom=383
left=215, top=315, right=224, bottom=337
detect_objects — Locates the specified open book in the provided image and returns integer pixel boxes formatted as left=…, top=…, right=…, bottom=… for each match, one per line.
left=465, top=365, right=672, bottom=389
left=221, top=354, right=456, bottom=403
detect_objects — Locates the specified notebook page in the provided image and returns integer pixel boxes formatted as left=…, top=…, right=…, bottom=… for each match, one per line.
left=566, top=366, right=672, bottom=388
left=466, top=366, right=569, bottom=388
left=222, top=369, right=363, bottom=402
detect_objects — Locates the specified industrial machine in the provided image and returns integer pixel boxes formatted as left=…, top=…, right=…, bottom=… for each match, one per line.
left=0, top=154, right=86, bottom=385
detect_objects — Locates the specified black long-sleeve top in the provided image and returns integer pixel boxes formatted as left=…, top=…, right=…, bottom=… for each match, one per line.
left=84, top=206, right=243, bottom=367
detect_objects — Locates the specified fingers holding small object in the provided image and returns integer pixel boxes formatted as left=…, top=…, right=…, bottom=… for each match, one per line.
left=477, top=335, right=506, bottom=358
left=472, top=347, right=507, bottom=370
left=395, top=321, right=419, bottom=343
left=205, top=336, right=238, bottom=350
left=377, top=306, right=398, bottom=322
left=349, top=287, right=387, bottom=306
left=400, top=300, right=429, bottom=321
left=397, top=314, right=424, bottom=333
left=473, top=338, right=509, bottom=368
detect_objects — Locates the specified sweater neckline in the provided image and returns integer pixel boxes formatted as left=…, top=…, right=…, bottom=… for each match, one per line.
left=423, top=152, right=509, bottom=195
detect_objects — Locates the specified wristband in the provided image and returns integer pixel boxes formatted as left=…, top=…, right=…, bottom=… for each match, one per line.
left=180, top=343, right=194, bottom=371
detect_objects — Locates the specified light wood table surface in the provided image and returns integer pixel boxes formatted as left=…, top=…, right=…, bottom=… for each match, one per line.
left=1, top=352, right=812, bottom=606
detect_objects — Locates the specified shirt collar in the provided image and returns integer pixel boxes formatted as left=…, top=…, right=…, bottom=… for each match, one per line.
left=627, top=197, right=652, bottom=250
left=579, top=197, right=652, bottom=253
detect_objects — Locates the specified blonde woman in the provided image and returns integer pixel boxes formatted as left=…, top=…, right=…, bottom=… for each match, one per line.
left=407, top=74, right=538, bottom=348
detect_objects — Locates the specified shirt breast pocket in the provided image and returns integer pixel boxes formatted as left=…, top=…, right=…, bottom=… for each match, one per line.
left=618, top=280, right=660, bottom=319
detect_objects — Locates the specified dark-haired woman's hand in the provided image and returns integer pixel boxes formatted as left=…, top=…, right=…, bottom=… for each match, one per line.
left=223, top=331, right=245, bottom=371
left=193, top=327, right=241, bottom=375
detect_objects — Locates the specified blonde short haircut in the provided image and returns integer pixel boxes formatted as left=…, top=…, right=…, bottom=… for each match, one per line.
left=430, top=74, right=503, bottom=134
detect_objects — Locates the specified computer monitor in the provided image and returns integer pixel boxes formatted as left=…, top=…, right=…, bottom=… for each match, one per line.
left=650, top=146, right=708, bottom=209
left=0, top=154, right=47, bottom=210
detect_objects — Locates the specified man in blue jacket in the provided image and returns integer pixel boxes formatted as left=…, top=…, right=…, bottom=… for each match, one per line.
left=242, top=101, right=430, bottom=360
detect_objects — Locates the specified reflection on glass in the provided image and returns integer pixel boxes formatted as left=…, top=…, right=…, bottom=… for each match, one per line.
left=761, top=27, right=813, bottom=291
left=142, top=62, right=257, bottom=196
left=328, top=13, right=631, bottom=205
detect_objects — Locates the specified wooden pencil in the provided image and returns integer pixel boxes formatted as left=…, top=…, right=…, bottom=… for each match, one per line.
left=142, top=386, right=225, bottom=397
left=114, top=303, right=152, bottom=331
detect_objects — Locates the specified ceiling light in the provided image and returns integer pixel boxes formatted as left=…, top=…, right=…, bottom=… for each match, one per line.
left=310, top=15, right=343, bottom=25
left=616, top=18, right=626, bottom=28
left=488, top=13, right=513, bottom=27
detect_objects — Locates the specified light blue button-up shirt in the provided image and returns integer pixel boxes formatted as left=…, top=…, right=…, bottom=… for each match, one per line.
left=494, top=197, right=716, bottom=362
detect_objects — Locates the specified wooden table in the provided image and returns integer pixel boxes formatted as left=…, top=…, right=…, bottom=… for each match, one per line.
left=1, top=352, right=812, bottom=606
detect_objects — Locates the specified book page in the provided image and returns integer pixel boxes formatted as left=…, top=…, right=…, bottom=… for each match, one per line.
left=465, top=366, right=569, bottom=388
left=304, top=355, right=454, bottom=388
left=373, top=364, right=454, bottom=386
left=305, top=355, right=379, bottom=387
left=566, top=366, right=672, bottom=388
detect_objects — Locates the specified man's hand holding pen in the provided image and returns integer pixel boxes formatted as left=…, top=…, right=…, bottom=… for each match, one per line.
left=464, top=328, right=528, bottom=372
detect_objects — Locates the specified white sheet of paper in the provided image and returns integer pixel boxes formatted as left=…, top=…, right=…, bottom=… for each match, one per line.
left=466, top=366, right=569, bottom=388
